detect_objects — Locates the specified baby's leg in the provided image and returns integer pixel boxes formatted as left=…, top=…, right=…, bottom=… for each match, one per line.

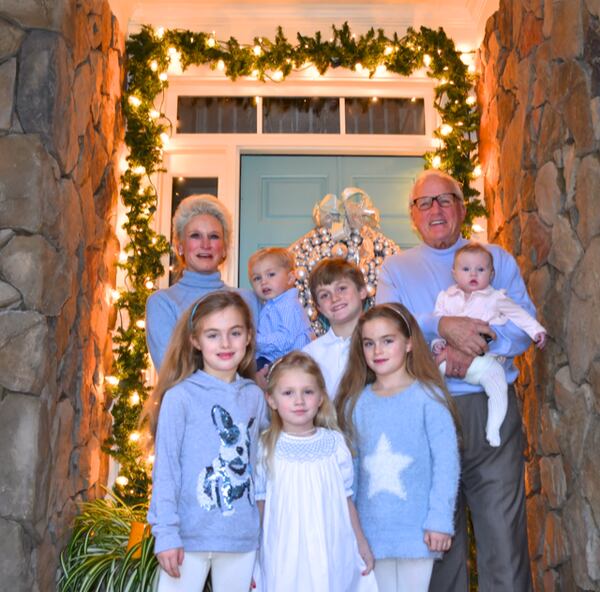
left=464, top=355, right=508, bottom=447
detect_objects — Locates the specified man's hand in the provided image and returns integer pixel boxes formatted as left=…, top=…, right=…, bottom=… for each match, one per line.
left=436, top=345, right=474, bottom=379
left=255, top=366, right=269, bottom=391
left=438, top=316, right=495, bottom=357
left=157, top=547, right=184, bottom=578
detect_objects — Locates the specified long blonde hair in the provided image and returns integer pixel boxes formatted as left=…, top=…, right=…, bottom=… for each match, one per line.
left=140, top=290, right=256, bottom=440
left=335, top=303, right=460, bottom=444
left=261, top=351, right=339, bottom=472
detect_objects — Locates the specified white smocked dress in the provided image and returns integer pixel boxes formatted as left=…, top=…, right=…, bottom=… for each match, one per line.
left=254, top=428, right=378, bottom=592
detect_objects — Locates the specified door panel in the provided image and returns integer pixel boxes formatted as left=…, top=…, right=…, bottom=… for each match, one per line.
left=239, top=154, right=424, bottom=288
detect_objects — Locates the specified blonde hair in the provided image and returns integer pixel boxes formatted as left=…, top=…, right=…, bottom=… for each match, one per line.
left=248, top=247, right=295, bottom=279
left=172, top=194, right=232, bottom=278
left=261, top=351, right=339, bottom=472
left=335, top=303, right=460, bottom=445
left=140, top=290, right=256, bottom=440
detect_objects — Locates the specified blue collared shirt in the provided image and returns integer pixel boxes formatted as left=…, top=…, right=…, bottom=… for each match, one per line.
left=256, top=287, right=314, bottom=362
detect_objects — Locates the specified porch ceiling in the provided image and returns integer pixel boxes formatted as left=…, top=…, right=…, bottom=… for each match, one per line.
left=114, top=0, right=499, bottom=49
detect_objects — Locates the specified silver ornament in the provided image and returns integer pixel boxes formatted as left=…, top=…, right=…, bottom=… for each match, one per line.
left=295, top=267, right=307, bottom=280
left=366, top=283, right=376, bottom=297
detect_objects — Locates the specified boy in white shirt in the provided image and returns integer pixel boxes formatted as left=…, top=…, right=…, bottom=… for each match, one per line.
left=303, top=259, right=367, bottom=399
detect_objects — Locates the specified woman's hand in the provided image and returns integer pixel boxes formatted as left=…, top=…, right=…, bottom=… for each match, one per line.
left=157, top=547, right=184, bottom=578
left=424, top=530, right=452, bottom=553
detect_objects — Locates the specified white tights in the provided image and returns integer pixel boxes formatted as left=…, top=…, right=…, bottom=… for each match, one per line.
left=374, top=558, right=434, bottom=592
left=156, top=550, right=256, bottom=592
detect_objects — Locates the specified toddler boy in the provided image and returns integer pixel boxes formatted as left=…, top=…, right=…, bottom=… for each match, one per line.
left=249, top=247, right=314, bottom=371
left=303, top=259, right=368, bottom=399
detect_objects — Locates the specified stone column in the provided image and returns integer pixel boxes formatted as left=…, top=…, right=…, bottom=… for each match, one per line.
left=479, top=0, right=600, bottom=589
left=0, top=0, right=123, bottom=589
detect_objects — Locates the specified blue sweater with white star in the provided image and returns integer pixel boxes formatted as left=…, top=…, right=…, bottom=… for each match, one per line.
left=352, top=381, right=459, bottom=560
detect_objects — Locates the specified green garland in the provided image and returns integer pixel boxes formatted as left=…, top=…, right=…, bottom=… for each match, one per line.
left=106, top=22, right=485, bottom=504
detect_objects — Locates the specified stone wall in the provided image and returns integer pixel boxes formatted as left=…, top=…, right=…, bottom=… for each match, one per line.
left=0, top=0, right=123, bottom=589
left=479, top=0, right=600, bottom=589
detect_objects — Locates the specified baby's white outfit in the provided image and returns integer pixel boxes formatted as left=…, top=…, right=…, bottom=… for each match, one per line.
left=433, top=285, right=546, bottom=446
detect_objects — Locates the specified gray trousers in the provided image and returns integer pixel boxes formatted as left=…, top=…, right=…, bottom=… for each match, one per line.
left=429, top=388, right=533, bottom=592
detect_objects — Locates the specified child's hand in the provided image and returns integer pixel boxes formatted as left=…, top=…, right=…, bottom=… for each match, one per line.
left=357, top=537, right=375, bottom=575
left=424, top=530, right=452, bottom=553
left=255, top=366, right=269, bottom=391
left=534, top=332, right=547, bottom=350
left=157, top=547, right=184, bottom=578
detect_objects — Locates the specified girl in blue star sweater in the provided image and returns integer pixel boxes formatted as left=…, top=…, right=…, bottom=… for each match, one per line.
left=335, top=303, right=460, bottom=592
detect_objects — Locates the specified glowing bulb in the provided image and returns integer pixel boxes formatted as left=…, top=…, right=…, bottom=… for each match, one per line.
left=132, top=165, right=145, bottom=175
left=167, top=46, right=178, bottom=56
left=375, top=64, right=387, bottom=76
left=468, top=63, right=476, bottom=74
left=217, top=59, right=225, bottom=71
left=384, top=45, right=394, bottom=56
left=253, top=45, right=262, bottom=56
left=355, top=63, right=363, bottom=72
left=466, top=96, right=476, bottom=106
left=150, top=60, right=158, bottom=71
left=410, top=97, right=417, bottom=102
left=115, top=476, right=129, bottom=486
left=207, top=37, right=216, bottom=48
left=128, top=95, right=141, bottom=107
left=251, top=69, right=259, bottom=78
left=130, top=391, right=141, bottom=405
left=472, top=223, right=485, bottom=233
left=148, top=455, right=156, bottom=464
left=150, top=109, right=160, bottom=119
left=432, top=155, right=442, bottom=169
left=371, top=96, right=379, bottom=103
left=151, top=237, right=158, bottom=245
left=431, top=138, right=443, bottom=149
left=159, top=72, right=168, bottom=82
left=440, top=124, right=453, bottom=136
left=473, top=165, right=482, bottom=178
left=135, top=319, right=146, bottom=329
left=106, top=375, right=119, bottom=386
left=111, top=289, right=121, bottom=301
left=272, top=70, right=284, bottom=81
left=118, top=251, right=128, bottom=263
left=119, top=157, right=129, bottom=172
left=145, top=280, right=154, bottom=290
left=129, top=431, right=141, bottom=442
left=159, top=132, right=170, bottom=146
left=155, top=27, right=164, bottom=39
left=423, top=54, right=432, bottom=67
left=460, top=52, right=473, bottom=65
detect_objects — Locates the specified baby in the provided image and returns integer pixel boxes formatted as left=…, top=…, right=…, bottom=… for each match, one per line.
left=249, top=247, right=314, bottom=371
left=432, top=242, right=546, bottom=446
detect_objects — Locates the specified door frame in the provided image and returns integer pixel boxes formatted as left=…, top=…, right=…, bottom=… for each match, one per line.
left=155, top=67, right=438, bottom=288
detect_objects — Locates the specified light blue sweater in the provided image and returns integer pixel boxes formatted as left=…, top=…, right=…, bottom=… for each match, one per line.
left=352, top=381, right=459, bottom=560
left=376, top=238, right=535, bottom=395
left=148, top=370, right=269, bottom=554
left=145, top=270, right=260, bottom=369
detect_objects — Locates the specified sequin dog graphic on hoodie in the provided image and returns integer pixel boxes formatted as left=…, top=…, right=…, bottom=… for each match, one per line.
left=197, top=404, right=256, bottom=515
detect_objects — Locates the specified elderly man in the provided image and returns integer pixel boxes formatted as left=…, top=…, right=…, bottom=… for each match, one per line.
left=376, top=169, right=534, bottom=591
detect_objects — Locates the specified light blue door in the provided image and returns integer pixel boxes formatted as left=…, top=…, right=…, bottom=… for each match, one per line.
left=239, top=155, right=424, bottom=288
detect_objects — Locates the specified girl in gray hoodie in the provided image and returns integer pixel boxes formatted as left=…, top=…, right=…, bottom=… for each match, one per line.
left=145, top=291, right=268, bottom=592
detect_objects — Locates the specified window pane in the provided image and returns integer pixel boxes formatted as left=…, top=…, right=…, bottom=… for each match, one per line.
left=263, top=97, right=340, bottom=134
left=177, top=97, right=257, bottom=133
left=345, top=98, right=425, bottom=135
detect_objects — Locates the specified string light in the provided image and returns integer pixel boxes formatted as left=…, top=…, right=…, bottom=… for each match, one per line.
left=159, top=72, right=168, bottom=82
left=132, top=165, right=146, bottom=175
left=355, top=63, right=364, bottom=72
left=135, top=320, right=146, bottom=329
left=159, top=132, right=170, bottom=147
left=128, top=96, right=141, bottom=107
left=106, top=376, right=119, bottom=386
left=423, top=54, right=432, bottom=67
left=375, top=64, right=387, bottom=76
left=115, top=476, right=129, bottom=486
left=207, top=37, right=216, bottom=48
left=440, top=124, right=453, bottom=136
left=466, top=96, right=476, bottom=106
left=149, top=109, right=160, bottom=119
left=118, top=251, right=128, bottom=263
left=130, top=391, right=141, bottom=405
left=129, top=432, right=141, bottom=442
left=253, top=45, right=262, bottom=56
left=272, top=70, right=284, bottom=81
left=432, top=155, right=442, bottom=168
left=472, top=223, right=485, bottom=233
left=473, top=165, right=482, bottom=178
left=150, top=60, right=158, bottom=72
left=155, top=27, right=164, bottom=39
left=145, top=280, right=154, bottom=289
left=217, top=59, right=225, bottom=71
left=384, top=45, right=394, bottom=56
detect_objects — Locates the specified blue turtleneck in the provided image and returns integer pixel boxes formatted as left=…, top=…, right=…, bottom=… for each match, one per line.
left=145, top=270, right=259, bottom=369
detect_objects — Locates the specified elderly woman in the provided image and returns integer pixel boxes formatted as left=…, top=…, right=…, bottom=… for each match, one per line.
left=145, top=194, right=259, bottom=369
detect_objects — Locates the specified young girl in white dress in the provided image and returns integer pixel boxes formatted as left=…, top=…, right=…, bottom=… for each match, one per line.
left=254, top=351, right=378, bottom=592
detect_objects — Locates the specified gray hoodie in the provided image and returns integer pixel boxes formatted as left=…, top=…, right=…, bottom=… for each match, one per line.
left=148, top=369, right=268, bottom=554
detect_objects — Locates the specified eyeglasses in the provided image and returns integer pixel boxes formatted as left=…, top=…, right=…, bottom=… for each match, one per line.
left=410, top=192, right=459, bottom=211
